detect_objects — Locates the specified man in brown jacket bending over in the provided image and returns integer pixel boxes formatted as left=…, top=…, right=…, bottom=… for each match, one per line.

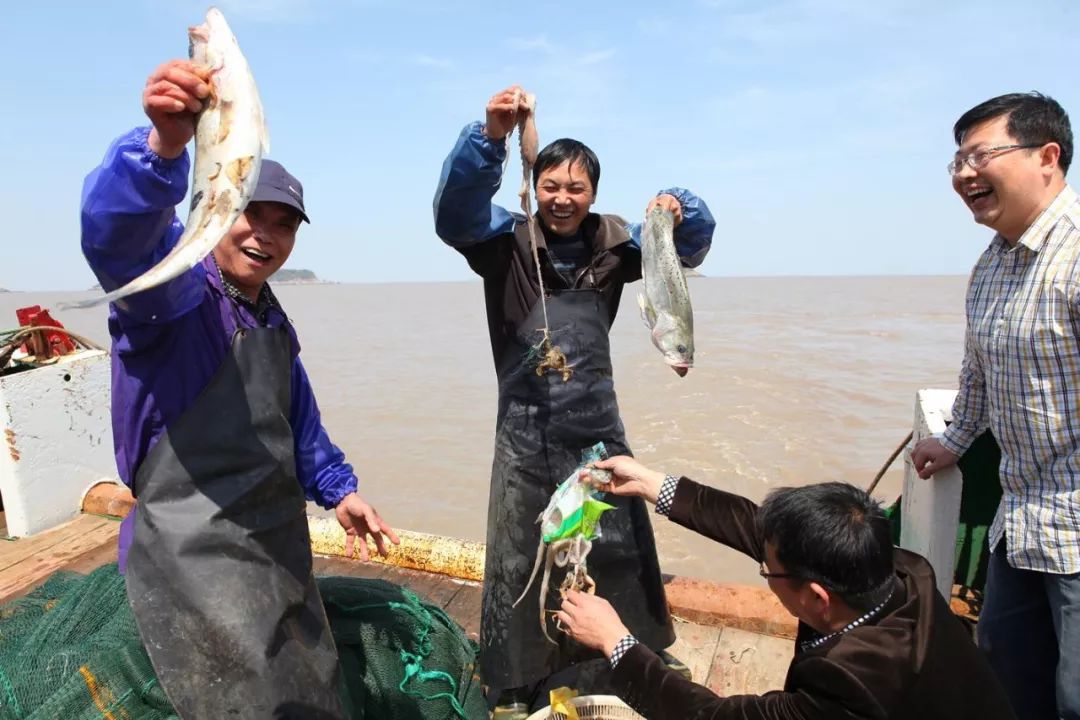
left=555, top=456, right=1015, bottom=720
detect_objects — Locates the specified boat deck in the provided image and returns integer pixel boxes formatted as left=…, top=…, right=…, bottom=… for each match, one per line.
left=0, top=514, right=794, bottom=699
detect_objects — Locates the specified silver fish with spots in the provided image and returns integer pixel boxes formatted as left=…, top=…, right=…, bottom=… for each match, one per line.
left=68, top=7, right=267, bottom=310
left=638, top=206, right=694, bottom=376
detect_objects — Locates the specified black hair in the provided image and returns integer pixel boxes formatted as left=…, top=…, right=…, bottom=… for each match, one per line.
left=759, top=482, right=894, bottom=613
left=953, top=92, right=1072, bottom=175
left=533, top=138, right=601, bottom=192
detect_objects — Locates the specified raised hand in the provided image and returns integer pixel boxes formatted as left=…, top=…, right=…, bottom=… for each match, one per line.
left=647, top=194, right=684, bottom=227
left=483, top=85, right=531, bottom=141
left=142, top=60, right=211, bottom=158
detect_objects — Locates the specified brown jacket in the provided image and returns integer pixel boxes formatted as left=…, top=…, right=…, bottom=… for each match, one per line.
left=458, top=213, right=640, bottom=363
left=611, top=478, right=1016, bottom=720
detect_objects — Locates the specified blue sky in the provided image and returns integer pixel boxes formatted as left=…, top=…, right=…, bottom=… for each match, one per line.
left=3, top=0, right=1077, bottom=290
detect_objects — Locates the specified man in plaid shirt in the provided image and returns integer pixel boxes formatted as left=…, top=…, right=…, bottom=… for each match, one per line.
left=912, top=92, right=1079, bottom=719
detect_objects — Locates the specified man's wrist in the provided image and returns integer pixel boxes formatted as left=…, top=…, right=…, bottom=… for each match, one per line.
left=147, top=128, right=186, bottom=159
left=938, top=430, right=968, bottom=458
left=480, top=123, right=506, bottom=141
left=608, top=633, right=638, bottom=669
left=655, top=475, right=680, bottom=516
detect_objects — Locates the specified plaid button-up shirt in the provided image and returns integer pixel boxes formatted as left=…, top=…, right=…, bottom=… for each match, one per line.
left=942, top=185, right=1080, bottom=574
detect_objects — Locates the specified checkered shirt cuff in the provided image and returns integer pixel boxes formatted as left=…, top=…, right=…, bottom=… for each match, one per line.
left=609, top=634, right=639, bottom=669
left=655, top=475, right=680, bottom=517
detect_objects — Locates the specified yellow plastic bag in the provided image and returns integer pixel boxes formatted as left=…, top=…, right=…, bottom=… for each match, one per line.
left=549, top=686, right=580, bottom=720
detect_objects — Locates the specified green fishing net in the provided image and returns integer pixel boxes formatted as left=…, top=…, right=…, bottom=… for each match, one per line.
left=0, top=565, right=486, bottom=719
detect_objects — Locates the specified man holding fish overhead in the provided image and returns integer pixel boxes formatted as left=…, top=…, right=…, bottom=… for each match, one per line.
left=432, top=85, right=716, bottom=713
left=79, top=49, right=398, bottom=719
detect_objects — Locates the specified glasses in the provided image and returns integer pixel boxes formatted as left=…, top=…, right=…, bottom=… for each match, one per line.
left=947, top=143, right=1044, bottom=176
left=759, top=561, right=801, bottom=581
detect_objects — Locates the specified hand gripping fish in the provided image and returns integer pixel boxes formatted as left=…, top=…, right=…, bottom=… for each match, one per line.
left=66, top=8, right=268, bottom=310
left=638, top=207, right=695, bottom=376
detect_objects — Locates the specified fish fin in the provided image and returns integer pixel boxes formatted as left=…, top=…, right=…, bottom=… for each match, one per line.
left=637, top=293, right=656, bottom=329
left=58, top=294, right=116, bottom=311
left=58, top=266, right=184, bottom=311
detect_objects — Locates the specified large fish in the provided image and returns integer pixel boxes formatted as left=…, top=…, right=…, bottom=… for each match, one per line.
left=638, top=207, right=694, bottom=376
left=67, top=7, right=267, bottom=310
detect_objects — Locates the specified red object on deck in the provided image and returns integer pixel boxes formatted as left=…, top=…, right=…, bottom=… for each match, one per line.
left=15, top=306, right=77, bottom=359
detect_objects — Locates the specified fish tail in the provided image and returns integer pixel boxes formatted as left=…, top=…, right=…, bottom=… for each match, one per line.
left=58, top=248, right=197, bottom=311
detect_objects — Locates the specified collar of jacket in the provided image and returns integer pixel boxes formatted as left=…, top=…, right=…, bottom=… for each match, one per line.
left=205, top=254, right=283, bottom=322
left=524, top=212, right=631, bottom=254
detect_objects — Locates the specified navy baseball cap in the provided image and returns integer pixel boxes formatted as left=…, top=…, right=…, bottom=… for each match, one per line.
left=252, top=159, right=310, bottom=223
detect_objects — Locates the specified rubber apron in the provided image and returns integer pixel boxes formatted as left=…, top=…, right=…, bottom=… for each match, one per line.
left=480, top=287, right=674, bottom=691
left=125, top=326, right=344, bottom=719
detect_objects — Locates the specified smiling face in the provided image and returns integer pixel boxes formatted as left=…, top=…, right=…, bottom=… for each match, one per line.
left=535, top=160, right=596, bottom=237
left=212, top=201, right=300, bottom=301
left=952, top=113, right=1061, bottom=243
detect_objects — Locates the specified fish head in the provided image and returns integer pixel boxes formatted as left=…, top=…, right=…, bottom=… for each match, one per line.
left=187, top=20, right=211, bottom=64
left=651, top=313, right=694, bottom=376
left=646, top=205, right=675, bottom=231
left=188, top=8, right=236, bottom=73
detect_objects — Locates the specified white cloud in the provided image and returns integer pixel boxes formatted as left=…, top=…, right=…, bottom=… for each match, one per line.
left=636, top=16, right=673, bottom=36
left=714, top=0, right=920, bottom=49
left=412, top=54, right=453, bottom=70
left=505, top=34, right=556, bottom=53
left=579, top=49, right=616, bottom=65
left=212, top=0, right=382, bottom=24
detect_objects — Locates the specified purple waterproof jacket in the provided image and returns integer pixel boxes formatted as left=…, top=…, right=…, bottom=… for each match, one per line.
left=80, top=126, right=357, bottom=570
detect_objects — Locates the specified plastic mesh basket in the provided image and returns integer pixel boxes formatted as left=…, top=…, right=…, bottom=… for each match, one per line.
left=525, top=695, right=645, bottom=720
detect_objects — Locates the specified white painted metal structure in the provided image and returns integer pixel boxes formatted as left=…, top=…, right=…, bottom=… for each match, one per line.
left=900, top=389, right=964, bottom=599
left=0, top=350, right=120, bottom=537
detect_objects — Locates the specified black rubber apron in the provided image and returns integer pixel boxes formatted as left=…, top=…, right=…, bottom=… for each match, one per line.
left=125, top=326, right=345, bottom=719
left=480, top=287, right=674, bottom=692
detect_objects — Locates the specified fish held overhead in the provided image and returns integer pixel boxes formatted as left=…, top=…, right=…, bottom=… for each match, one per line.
left=65, top=7, right=268, bottom=310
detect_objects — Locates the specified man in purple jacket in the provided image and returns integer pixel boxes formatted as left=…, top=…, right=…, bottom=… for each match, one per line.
left=80, top=59, right=397, bottom=719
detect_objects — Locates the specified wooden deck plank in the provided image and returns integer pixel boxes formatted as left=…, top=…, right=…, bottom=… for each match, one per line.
left=0, top=533, right=120, bottom=603
left=667, top=617, right=723, bottom=684
left=705, top=626, right=793, bottom=697
left=314, top=554, right=470, bottom=612
left=0, top=514, right=112, bottom=570
left=374, top=564, right=465, bottom=610
left=413, top=574, right=468, bottom=610
left=443, top=582, right=483, bottom=641
left=0, top=515, right=119, bottom=603
left=314, top=555, right=391, bottom=580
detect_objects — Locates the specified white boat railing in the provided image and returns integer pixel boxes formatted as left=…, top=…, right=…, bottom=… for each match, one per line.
left=0, top=350, right=118, bottom=537
left=900, top=388, right=963, bottom=599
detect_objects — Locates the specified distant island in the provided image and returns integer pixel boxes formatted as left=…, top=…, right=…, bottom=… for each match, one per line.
left=0, top=288, right=8, bottom=293
left=272, top=268, right=322, bottom=284
left=87, top=268, right=324, bottom=292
